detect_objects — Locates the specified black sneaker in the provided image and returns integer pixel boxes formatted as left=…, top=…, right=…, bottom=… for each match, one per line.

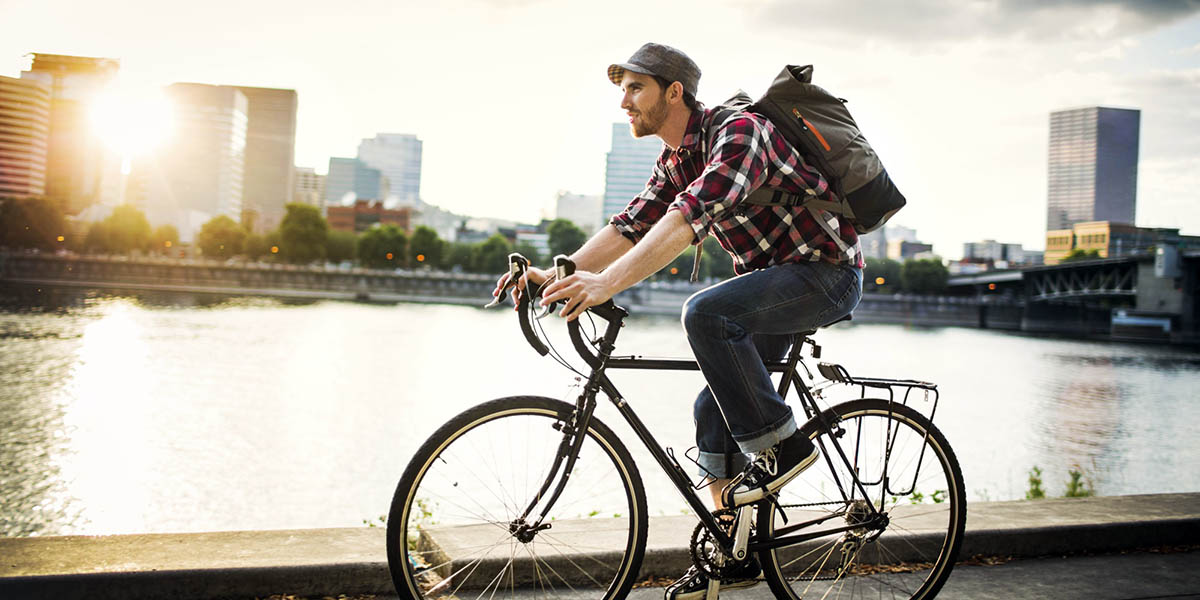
left=663, top=559, right=761, bottom=600
left=724, top=432, right=819, bottom=506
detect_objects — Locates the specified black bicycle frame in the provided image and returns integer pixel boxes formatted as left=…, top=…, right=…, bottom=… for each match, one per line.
left=522, top=319, right=889, bottom=554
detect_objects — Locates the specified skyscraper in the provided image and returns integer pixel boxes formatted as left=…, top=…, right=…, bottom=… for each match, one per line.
left=325, top=157, right=388, bottom=207
left=231, top=86, right=297, bottom=232
left=1046, top=106, right=1140, bottom=232
left=143, top=83, right=247, bottom=241
left=294, top=166, right=326, bottom=213
left=19, top=53, right=120, bottom=215
left=357, top=133, right=421, bottom=203
left=0, top=76, right=51, bottom=198
left=602, top=123, right=663, bottom=221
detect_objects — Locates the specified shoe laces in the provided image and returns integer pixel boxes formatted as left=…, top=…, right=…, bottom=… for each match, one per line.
left=746, top=446, right=779, bottom=483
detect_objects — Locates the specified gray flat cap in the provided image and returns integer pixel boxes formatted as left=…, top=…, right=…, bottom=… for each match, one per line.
left=607, top=43, right=700, bottom=98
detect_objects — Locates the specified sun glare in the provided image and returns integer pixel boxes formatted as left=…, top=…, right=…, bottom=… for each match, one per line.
left=90, top=87, right=173, bottom=158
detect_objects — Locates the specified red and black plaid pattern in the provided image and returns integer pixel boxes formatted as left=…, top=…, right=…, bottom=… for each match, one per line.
left=610, top=109, right=862, bottom=274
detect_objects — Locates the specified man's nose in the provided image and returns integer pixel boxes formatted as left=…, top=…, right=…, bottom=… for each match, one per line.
left=620, top=92, right=632, bottom=110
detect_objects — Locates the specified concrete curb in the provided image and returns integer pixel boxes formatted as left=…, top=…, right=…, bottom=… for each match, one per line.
left=2, top=493, right=1198, bottom=599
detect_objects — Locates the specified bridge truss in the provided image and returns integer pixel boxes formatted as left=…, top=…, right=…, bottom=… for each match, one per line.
left=1027, top=260, right=1137, bottom=302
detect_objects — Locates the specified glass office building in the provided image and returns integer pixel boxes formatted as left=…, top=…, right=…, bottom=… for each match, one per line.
left=602, top=123, right=663, bottom=223
left=1046, top=107, right=1140, bottom=232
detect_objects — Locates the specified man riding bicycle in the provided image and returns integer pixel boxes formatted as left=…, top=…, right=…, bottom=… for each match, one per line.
left=493, top=42, right=864, bottom=599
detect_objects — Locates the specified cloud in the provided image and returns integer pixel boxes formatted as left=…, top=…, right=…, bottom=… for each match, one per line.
left=1173, top=41, right=1200, bottom=55
left=744, top=0, right=1200, bottom=44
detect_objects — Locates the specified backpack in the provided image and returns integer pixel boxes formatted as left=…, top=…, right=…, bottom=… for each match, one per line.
left=706, top=65, right=906, bottom=235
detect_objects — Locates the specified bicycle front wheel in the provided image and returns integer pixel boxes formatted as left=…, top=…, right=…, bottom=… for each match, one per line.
left=387, top=396, right=648, bottom=600
left=758, top=398, right=966, bottom=600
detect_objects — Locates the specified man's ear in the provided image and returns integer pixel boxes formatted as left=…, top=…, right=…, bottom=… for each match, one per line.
left=668, top=81, right=683, bottom=104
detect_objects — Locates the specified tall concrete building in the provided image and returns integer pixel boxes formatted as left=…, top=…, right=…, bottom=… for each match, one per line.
left=294, top=166, right=326, bottom=213
left=19, top=53, right=120, bottom=215
left=1046, top=106, right=1140, bottom=232
left=602, top=123, right=663, bottom=221
left=143, top=83, right=248, bottom=242
left=357, top=133, right=421, bottom=203
left=0, top=76, right=51, bottom=198
left=555, top=191, right=603, bottom=235
left=230, top=86, right=297, bottom=232
left=325, top=157, right=388, bottom=207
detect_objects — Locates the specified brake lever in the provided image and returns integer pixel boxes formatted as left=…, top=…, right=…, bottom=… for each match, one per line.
left=484, top=282, right=514, bottom=308
left=536, top=255, right=575, bottom=319
left=484, top=253, right=530, bottom=309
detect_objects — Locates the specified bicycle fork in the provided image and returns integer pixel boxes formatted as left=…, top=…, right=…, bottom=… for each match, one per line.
left=511, top=390, right=600, bottom=540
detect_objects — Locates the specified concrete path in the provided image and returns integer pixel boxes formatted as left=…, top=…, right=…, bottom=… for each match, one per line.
left=2, top=493, right=1198, bottom=599
left=611, top=549, right=1200, bottom=600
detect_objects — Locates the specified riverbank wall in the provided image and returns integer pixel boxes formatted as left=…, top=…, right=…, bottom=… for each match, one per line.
left=0, top=252, right=1174, bottom=342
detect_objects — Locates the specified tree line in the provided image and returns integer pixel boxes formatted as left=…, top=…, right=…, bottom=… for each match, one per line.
left=864, top=257, right=950, bottom=295
left=3, top=196, right=954, bottom=288
left=0, top=198, right=700, bottom=278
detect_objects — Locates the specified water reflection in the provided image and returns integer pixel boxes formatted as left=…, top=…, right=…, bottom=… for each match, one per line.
left=1, top=289, right=1198, bottom=537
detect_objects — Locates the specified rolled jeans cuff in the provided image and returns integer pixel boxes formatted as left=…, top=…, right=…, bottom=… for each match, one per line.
left=734, top=413, right=797, bottom=455
left=697, top=450, right=750, bottom=479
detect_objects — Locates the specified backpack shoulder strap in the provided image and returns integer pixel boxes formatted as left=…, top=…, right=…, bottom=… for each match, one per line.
left=703, top=91, right=753, bottom=154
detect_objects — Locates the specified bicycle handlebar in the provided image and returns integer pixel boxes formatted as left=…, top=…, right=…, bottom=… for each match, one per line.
left=488, top=252, right=627, bottom=366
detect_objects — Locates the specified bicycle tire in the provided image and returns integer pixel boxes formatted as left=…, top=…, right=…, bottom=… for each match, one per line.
left=386, top=396, right=648, bottom=600
left=758, top=398, right=967, bottom=600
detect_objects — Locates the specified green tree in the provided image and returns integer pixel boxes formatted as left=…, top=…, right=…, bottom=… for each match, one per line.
left=0, top=197, right=68, bottom=251
left=195, top=215, right=246, bottom=259
left=83, top=221, right=112, bottom=253
left=150, top=224, right=179, bottom=255
left=699, top=237, right=734, bottom=281
left=901, top=258, right=949, bottom=294
left=244, top=233, right=270, bottom=260
left=409, top=225, right=445, bottom=268
left=864, top=257, right=902, bottom=294
left=475, top=233, right=513, bottom=274
left=278, top=203, right=329, bottom=264
left=656, top=237, right=735, bottom=281
left=1061, top=248, right=1101, bottom=263
left=325, top=229, right=357, bottom=263
left=547, top=219, right=587, bottom=259
left=442, top=242, right=475, bottom=272
left=101, top=204, right=152, bottom=254
left=358, top=225, right=408, bottom=269
left=514, top=241, right=542, bottom=265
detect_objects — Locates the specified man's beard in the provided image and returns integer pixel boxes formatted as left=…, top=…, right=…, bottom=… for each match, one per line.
left=630, top=95, right=668, bottom=138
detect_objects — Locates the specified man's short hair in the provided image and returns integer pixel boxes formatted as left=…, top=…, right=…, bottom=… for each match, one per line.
left=651, top=74, right=702, bottom=112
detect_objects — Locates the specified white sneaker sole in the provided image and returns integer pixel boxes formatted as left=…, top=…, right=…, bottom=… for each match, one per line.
left=726, top=447, right=820, bottom=506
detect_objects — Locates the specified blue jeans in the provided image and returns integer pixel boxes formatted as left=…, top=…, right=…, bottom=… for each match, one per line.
left=681, top=260, right=863, bottom=478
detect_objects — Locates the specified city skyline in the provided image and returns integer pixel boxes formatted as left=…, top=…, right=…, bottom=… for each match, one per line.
left=2, top=1, right=1198, bottom=259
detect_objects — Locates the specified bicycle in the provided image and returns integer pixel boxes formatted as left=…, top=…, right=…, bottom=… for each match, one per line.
left=387, top=253, right=966, bottom=600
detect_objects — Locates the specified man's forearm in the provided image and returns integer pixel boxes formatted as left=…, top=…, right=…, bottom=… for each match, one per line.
left=568, top=224, right=635, bottom=273
left=599, top=210, right=695, bottom=294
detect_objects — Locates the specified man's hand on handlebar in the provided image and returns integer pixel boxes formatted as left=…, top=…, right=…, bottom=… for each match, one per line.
left=492, top=265, right=554, bottom=310
left=539, top=270, right=617, bottom=322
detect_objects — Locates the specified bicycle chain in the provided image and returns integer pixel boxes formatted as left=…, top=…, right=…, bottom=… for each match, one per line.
left=772, top=500, right=873, bottom=582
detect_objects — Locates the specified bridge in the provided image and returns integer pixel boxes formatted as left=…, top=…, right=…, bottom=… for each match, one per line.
left=947, top=252, right=1199, bottom=343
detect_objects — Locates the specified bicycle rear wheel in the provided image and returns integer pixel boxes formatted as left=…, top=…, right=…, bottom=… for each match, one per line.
left=387, top=396, right=648, bottom=600
left=758, top=398, right=966, bottom=600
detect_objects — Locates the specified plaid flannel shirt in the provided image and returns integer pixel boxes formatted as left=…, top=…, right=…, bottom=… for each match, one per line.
left=610, top=108, right=862, bottom=275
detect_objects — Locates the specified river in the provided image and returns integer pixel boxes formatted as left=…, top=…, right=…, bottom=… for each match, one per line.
left=2, top=286, right=1198, bottom=537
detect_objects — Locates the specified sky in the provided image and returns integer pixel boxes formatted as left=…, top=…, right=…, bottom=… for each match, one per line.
left=2, top=0, right=1198, bottom=259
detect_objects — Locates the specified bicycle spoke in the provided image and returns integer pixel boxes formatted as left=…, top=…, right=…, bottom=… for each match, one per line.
left=389, top=398, right=645, bottom=600
left=762, top=400, right=964, bottom=600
